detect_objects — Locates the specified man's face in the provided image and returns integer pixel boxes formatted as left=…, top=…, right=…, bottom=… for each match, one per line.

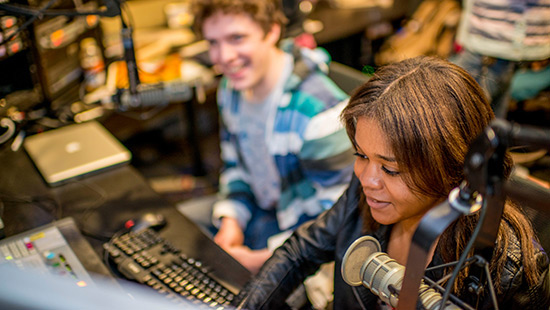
left=202, top=12, right=279, bottom=92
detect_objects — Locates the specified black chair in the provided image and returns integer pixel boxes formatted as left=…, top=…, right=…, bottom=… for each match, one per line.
left=328, top=61, right=370, bottom=96
left=508, top=171, right=550, bottom=254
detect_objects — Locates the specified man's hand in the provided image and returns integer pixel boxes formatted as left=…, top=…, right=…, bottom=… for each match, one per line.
left=214, top=217, right=244, bottom=248
left=214, top=218, right=272, bottom=274
left=225, top=246, right=272, bottom=275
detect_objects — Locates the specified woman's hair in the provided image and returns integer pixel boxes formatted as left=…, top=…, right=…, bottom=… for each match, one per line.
left=341, top=56, right=539, bottom=293
left=191, top=0, right=288, bottom=38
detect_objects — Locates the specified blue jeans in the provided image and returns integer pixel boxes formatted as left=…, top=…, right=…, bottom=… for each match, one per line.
left=177, top=195, right=282, bottom=250
left=450, top=48, right=517, bottom=118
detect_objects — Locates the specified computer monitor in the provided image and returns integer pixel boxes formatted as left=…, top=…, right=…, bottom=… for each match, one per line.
left=0, top=0, right=104, bottom=118
left=0, top=264, right=210, bottom=310
left=0, top=217, right=228, bottom=310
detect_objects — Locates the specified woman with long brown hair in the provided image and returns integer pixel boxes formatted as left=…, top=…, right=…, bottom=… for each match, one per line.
left=232, top=56, right=550, bottom=309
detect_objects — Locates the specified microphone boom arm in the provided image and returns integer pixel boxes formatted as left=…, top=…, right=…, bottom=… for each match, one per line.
left=398, top=185, right=481, bottom=310
left=399, top=121, right=507, bottom=310
left=399, top=119, right=549, bottom=309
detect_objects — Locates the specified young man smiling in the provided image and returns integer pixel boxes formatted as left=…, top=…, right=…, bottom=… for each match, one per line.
left=184, top=0, right=354, bottom=275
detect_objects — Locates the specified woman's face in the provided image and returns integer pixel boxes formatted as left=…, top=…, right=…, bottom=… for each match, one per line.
left=353, top=117, right=439, bottom=229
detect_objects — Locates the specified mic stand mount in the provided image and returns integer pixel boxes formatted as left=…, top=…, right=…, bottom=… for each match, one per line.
left=118, top=9, right=141, bottom=109
left=100, top=3, right=207, bottom=177
left=397, top=182, right=485, bottom=310
left=398, top=119, right=514, bottom=310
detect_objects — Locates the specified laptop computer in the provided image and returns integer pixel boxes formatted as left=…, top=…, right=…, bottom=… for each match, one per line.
left=23, top=121, right=132, bottom=186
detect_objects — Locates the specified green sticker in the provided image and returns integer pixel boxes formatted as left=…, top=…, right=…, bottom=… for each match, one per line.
left=362, top=65, right=375, bottom=76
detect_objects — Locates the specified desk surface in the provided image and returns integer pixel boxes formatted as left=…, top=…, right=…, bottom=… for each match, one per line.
left=0, top=143, right=250, bottom=293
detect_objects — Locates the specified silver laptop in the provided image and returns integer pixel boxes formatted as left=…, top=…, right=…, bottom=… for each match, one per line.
left=23, top=121, right=132, bottom=186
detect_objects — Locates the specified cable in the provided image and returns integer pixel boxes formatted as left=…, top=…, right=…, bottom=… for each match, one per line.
left=439, top=198, right=499, bottom=310
left=424, top=258, right=478, bottom=310
left=0, top=177, right=111, bottom=241
left=53, top=180, right=115, bottom=241
left=102, top=227, right=128, bottom=276
left=101, top=207, right=136, bottom=277
left=0, top=193, right=60, bottom=220
left=0, top=118, right=16, bottom=144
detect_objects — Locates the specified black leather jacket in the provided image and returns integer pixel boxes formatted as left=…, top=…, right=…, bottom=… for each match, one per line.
left=233, top=176, right=550, bottom=310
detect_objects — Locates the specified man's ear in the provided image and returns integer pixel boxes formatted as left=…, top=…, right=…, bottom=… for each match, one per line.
left=265, top=23, right=282, bottom=44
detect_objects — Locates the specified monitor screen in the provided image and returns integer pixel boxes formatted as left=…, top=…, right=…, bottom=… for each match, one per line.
left=0, top=264, right=211, bottom=310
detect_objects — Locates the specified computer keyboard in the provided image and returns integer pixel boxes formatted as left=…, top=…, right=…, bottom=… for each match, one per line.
left=104, top=228, right=235, bottom=309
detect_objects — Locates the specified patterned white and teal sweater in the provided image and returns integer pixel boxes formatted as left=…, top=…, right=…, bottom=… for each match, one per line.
left=212, top=42, right=355, bottom=234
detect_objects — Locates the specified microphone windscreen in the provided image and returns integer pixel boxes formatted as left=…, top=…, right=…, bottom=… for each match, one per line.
left=341, top=236, right=381, bottom=286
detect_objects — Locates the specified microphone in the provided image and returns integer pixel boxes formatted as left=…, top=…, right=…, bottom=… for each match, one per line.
left=114, top=81, right=194, bottom=110
left=341, top=236, right=461, bottom=310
